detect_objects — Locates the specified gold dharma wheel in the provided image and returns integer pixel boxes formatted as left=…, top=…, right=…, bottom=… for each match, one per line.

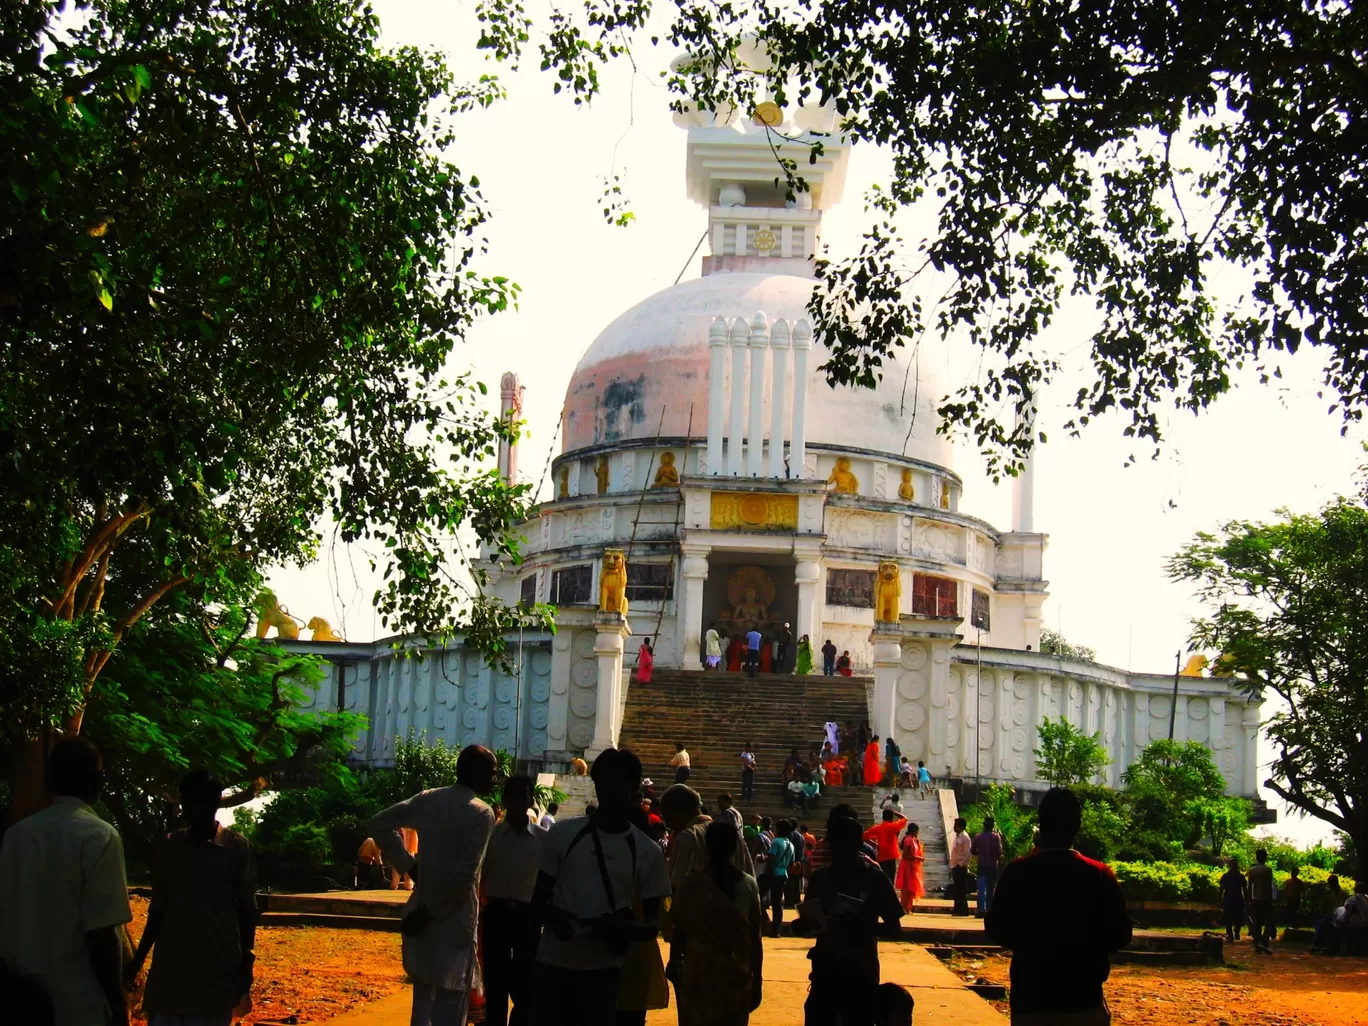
left=751, top=228, right=777, bottom=254
left=752, top=101, right=784, bottom=127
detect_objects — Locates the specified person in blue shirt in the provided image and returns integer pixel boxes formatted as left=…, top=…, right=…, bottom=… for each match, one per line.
left=917, top=761, right=933, bottom=798
left=745, top=629, right=763, bottom=679
left=764, top=821, right=795, bottom=936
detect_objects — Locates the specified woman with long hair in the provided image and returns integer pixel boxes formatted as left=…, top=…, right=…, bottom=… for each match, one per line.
left=862, top=735, right=883, bottom=786
left=794, top=635, right=814, bottom=675
left=670, top=822, right=764, bottom=1025
left=634, top=638, right=654, bottom=684
left=896, top=823, right=926, bottom=914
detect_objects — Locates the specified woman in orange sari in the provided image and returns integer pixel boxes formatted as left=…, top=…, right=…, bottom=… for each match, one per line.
left=896, top=822, right=926, bottom=913
left=862, top=735, right=883, bottom=786
left=823, top=754, right=845, bottom=787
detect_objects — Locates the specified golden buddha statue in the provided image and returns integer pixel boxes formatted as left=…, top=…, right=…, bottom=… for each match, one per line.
left=898, top=468, right=914, bottom=501
left=939, top=479, right=951, bottom=508
left=558, top=466, right=569, bottom=500
left=595, top=454, right=610, bottom=495
left=827, top=456, right=859, bottom=494
left=653, top=451, right=680, bottom=487
left=731, top=585, right=769, bottom=629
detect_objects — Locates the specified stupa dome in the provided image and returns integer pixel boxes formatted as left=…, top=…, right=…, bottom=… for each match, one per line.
left=562, top=270, right=953, bottom=470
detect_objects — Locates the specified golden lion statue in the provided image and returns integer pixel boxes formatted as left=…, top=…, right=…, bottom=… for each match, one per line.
left=1180, top=653, right=1209, bottom=677
left=875, top=560, right=902, bottom=622
left=308, top=617, right=343, bottom=642
left=254, top=591, right=299, bottom=640
left=599, top=550, right=629, bottom=616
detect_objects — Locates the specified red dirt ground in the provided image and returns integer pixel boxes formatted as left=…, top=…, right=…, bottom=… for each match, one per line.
left=948, top=943, right=1368, bottom=1026
left=127, top=897, right=408, bottom=1024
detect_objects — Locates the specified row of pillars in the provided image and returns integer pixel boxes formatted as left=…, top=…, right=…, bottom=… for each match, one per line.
left=706, top=313, right=813, bottom=477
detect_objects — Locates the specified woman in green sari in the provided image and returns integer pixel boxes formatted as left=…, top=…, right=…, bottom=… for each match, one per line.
left=670, top=822, right=764, bottom=1026
left=794, top=635, right=814, bottom=676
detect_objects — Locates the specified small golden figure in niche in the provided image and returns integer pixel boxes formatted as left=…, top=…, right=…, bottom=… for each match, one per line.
left=898, top=468, right=915, bottom=501
left=595, top=454, right=610, bottom=495
left=558, top=466, right=570, bottom=500
left=939, top=479, right=952, bottom=508
left=827, top=456, right=858, bottom=494
left=653, top=451, right=680, bottom=488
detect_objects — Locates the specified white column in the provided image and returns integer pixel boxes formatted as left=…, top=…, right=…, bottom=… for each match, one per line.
left=1011, top=400, right=1037, bottom=532
left=497, top=372, right=522, bottom=484
left=590, top=613, right=630, bottom=755
left=1241, top=703, right=1261, bottom=796
left=791, top=319, right=812, bottom=475
left=706, top=318, right=728, bottom=475
left=678, top=548, right=710, bottom=671
left=747, top=311, right=768, bottom=477
left=727, top=317, right=748, bottom=476
left=768, top=319, right=790, bottom=477
left=794, top=558, right=821, bottom=646
left=871, top=632, right=902, bottom=744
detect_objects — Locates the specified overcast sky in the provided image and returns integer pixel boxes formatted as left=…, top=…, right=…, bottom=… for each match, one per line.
left=266, top=0, right=1364, bottom=847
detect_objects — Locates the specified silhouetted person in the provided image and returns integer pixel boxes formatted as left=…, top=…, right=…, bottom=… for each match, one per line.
left=970, top=815, right=1003, bottom=917
left=1247, top=847, right=1275, bottom=954
left=802, top=816, right=904, bottom=1025
left=875, top=982, right=915, bottom=1026
left=986, top=787, right=1131, bottom=1025
left=1, top=958, right=56, bottom=1026
left=1219, top=857, right=1248, bottom=942
left=0, top=737, right=131, bottom=1026
left=369, top=744, right=499, bottom=1026
left=127, top=770, right=256, bottom=1024
left=532, top=748, right=671, bottom=1025
left=481, top=775, right=545, bottom=1026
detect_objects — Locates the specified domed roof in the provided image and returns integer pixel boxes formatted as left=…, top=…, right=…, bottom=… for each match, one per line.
left=562, top=271, right=953, bottom=469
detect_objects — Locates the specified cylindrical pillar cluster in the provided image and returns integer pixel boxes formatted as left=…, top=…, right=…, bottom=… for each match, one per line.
left=704, top=310, right=813, bottom=477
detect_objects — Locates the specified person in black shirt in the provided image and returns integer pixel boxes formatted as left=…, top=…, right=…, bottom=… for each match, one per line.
left=985, top=787, right=1131, bottom=1025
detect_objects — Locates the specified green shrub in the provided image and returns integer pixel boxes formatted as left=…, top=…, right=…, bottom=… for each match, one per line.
left=276, top=823, right=332, bottom=872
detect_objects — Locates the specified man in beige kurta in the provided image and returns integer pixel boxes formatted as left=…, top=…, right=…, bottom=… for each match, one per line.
left=369, top=746, right=498, bottom=1026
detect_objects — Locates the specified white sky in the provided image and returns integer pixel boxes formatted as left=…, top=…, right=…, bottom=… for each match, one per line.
left=267, top=0, right=1364, bottom=848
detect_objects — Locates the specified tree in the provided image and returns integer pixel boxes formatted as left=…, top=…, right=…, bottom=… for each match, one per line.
left=1121, top=739, right=1228, bottom=849
left=1038, top=629, right=1097, bottom=663
left=1, top=1, right=551, bottom=813
left=487, top=0, right=1368, bottom=473
left=1035, top=716, right=1109, bottom=787
left=79, top=584, right=362, bottom=869
left=1170, top=499, right=1368, bottom=862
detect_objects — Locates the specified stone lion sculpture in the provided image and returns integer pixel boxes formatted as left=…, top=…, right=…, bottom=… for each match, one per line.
left=875, top=560, right=901, bottom=623
left=308, top=617, right=343, bottom=642
left=254, top=591, right=299, bottom=640
left=599, top=549, right=629, bottom=616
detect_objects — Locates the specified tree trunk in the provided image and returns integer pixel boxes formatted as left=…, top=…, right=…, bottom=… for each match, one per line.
left=8, top=728, right=56, bottom=825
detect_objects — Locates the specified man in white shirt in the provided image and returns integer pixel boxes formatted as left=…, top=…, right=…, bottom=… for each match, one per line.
left=669, top=742, right=691, bottom=785
left=740, top=745, right=757, bottom=799
left=881, top=792, right=906, bottom=818
left=0, top=737, right=132, bottom=1026
left=532, top=748, right=671, bottom=1025
left=538, top=802, right=558, bottom=831
left=482, top=776, right=546, bottom=1026
left=369, top=745, right=498, bottom=1026
left=716, top=791, right=745, bottom=834
left=949, top=816, right=973, bottom=916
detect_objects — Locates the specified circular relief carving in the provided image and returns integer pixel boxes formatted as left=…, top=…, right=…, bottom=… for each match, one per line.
left=738, top=493, right=770, bottom=524
left=1148, top=717, right=1170, bottom=742
left=462, top=708, right=480, bottom=730
left=572, top=661, right=597, bottom=688
left=493, top=706, right=513, bottom=731
left=898, top=671, right=927, bottom=701
left=1011, top=726, right=1028, bottom=751
left=551, top=677, right=569, bottom=696
left=495, top=679, right=515, bottom=704
left=1012, top=755, right=1028, bottom=778
left=978, top=695, right=996, bottom=722
left=531, top=651, right=553, bottom=675
left=554, top=632, right=572, bottom=651
left=947, top=693, right=961, bottom=719
left=492, top=732, right=513, bottom=752
left=1187, top=698, right=1209, bottom=720
left=1219, top=749, right=1238, bottom=775
left=528, top=732, right=548, bottom=756
left=901, top=644, right=928, bottom=671
left=1039, top=678, right=1053, bottom=697
left=978, top=731, right=993, bottom=750
left=530, top=707, right=549, bottom=729
left=1187, top=718, right=1209, bottom=743
left=464, top=652, right=483, bottom=675
left=1012, top=704, right=1027, bottom=726
left=1013, top=676, right=1031, bottom=699
left=465, top=680, right=481, bottom=705
left=573, top=631, right=597, bottom=660
left=530, top=678, right=551, bottom=703
left=570, top=691, right=597, bottom=718
left=568, top=720, right=595, bottom=748
left=933, top=647, right=949, bottom=664
left=1149, top=697, right=1171, bottom=720
left=1135, top=694, right=1149, bottom=714
left=549, top=722, right=566, bottom=740
left=897, top=704, right=927, bottom=732
left=900, top=737, right=924, bottom=760
left=1068, top=681, right=1082, bottom=701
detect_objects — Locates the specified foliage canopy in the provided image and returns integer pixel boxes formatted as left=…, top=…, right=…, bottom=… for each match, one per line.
left=1034, top=716, right=1109, bottom=788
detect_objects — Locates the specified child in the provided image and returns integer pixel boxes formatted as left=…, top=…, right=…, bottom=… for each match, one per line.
left=898, top=757, right=914, bottom=788
left=875, top=983, right=915, bottom=1026
left=917, top=760, right=933, bottom=798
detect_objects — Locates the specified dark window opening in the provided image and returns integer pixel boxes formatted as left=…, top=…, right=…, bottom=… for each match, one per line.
left=550, top=564, right=593, bottom=606
left=826, top=568, right=875, bottom=608
left=626, top=563, right=674, bottom=602
left=912, top=573, right=958, bottom=618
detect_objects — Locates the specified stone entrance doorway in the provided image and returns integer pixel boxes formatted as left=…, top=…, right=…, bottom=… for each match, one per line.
left=701, top=555, right=797, bottom=670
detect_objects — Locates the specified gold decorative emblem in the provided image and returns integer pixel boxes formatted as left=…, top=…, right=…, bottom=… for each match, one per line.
left=751, top=228, right=777, bottom=254
left=752, top=101, right=783, bottom=127
left=710, top=492, right=798, bottom=531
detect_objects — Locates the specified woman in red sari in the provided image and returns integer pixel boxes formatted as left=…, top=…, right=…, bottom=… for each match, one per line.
left=634, top=638, right=654, bottom=683
left=862, top=735, right=883, bottom=786
left=896, top=822, right=926, bottom=913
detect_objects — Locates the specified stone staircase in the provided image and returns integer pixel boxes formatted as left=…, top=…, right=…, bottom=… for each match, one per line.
left=617, top=667, right=875, bottom=824
left=873, top=788, right=953, bottom=895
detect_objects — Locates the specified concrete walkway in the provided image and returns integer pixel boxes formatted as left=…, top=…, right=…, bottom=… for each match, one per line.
left=322, top=937, right=1004, bottom=1025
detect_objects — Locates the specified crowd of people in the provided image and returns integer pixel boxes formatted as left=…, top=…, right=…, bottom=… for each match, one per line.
left=19, top=734, right=1364, bottom=1026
